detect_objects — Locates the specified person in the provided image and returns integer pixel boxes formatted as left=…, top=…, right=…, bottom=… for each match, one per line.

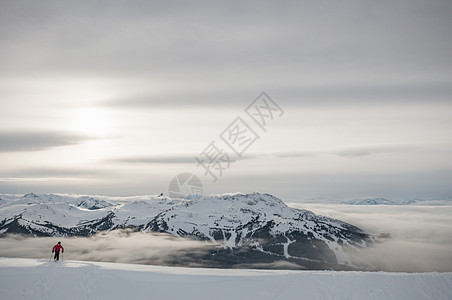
left=52, top=241, right=64, bottom=261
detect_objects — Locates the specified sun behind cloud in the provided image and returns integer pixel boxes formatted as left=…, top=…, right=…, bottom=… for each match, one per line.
left=71, top=107, right=112, bottom=137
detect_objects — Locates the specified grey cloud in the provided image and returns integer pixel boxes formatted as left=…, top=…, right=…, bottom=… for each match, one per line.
left=1, top=1, right=451, bottom=91
left=104, top=147, right=366, bottom=165
left=107, top=142, right=452, bottom=165
left=0, top=168, right=105, bottom=178
left=105, top=152, right=300, bottom=165
left=331, top=143, right=452, bottom=158
left=103, top=81, right=452, bottom=109
left=0, top=131, right=91, bottom=152
left=108, top=153, right=243, bottom=165
left=275, top=82, right=452, bottom=106
left=329, top=144, right=409, bottom=158
left=103, top=92, right=248, bottom=109
left=272, top=143, right=452, bottom=159
left=108, top=154, right=199, bottom=164
left=238, top=143, right=442, bottom=160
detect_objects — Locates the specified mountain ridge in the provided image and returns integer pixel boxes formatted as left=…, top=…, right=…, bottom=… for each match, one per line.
left=0, top=192, right=373, bottom=270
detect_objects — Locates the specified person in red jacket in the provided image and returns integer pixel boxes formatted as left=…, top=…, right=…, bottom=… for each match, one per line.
left=52, top=241, right=64, bottom=261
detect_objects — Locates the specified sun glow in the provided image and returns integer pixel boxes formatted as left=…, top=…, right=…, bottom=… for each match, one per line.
left=72, top=107, right=112, bottom=136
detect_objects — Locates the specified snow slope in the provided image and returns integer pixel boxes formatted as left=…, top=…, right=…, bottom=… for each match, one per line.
left=0, top=258, right=450, bottom=300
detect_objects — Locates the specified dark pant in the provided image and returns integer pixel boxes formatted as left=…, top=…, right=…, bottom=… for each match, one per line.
left=54, top=251, right=60, bottom=261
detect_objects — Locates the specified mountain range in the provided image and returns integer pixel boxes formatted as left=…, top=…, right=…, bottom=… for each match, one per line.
left=0, top=192, right=373, bottom=270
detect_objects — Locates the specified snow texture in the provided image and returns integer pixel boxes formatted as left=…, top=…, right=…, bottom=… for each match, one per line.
left=0, top=258, right=451, bottom=300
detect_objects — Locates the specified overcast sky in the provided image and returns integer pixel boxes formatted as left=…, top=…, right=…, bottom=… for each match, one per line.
left=0, top=0, right=451, bottom=201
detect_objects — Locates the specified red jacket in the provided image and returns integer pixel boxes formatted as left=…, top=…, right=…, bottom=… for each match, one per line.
left=52, top=244, right=64, bottom=253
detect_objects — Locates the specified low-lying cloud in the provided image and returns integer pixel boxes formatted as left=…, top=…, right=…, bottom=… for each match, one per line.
left=290, top=203, right=452, bottom=272
left=0, top=230, right=213, bottom=266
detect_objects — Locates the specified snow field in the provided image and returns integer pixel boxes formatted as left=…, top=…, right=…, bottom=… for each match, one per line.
left=0, top=258, right=451, bottom=300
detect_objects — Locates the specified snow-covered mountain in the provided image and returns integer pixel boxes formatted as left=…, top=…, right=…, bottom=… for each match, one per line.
left=76, top=196, right=115, bottom=210
left=0, top=193, right=118, bottom=236
left=0, top=192, right=373, bottom=270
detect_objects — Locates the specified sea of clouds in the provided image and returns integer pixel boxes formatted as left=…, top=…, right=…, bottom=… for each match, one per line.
left=290, top=203, right=452, bottom=272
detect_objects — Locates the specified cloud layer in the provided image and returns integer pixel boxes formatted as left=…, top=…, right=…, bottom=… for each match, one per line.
left=0, top=1, right=451, bottom=199
left=0, top=230, right=213, bottom=266
left=290, top=203, right=452, bottom=272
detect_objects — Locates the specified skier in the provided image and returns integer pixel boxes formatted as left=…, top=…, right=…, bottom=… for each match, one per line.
left=52, top=241, right=64, bottom=261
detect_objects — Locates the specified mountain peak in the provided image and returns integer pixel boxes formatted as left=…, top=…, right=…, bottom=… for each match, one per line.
left=204, top=192, right=287, bottom=207
left=23, top=192, right=39, bottom=199
left=76, top=196, right=114, bottom=210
